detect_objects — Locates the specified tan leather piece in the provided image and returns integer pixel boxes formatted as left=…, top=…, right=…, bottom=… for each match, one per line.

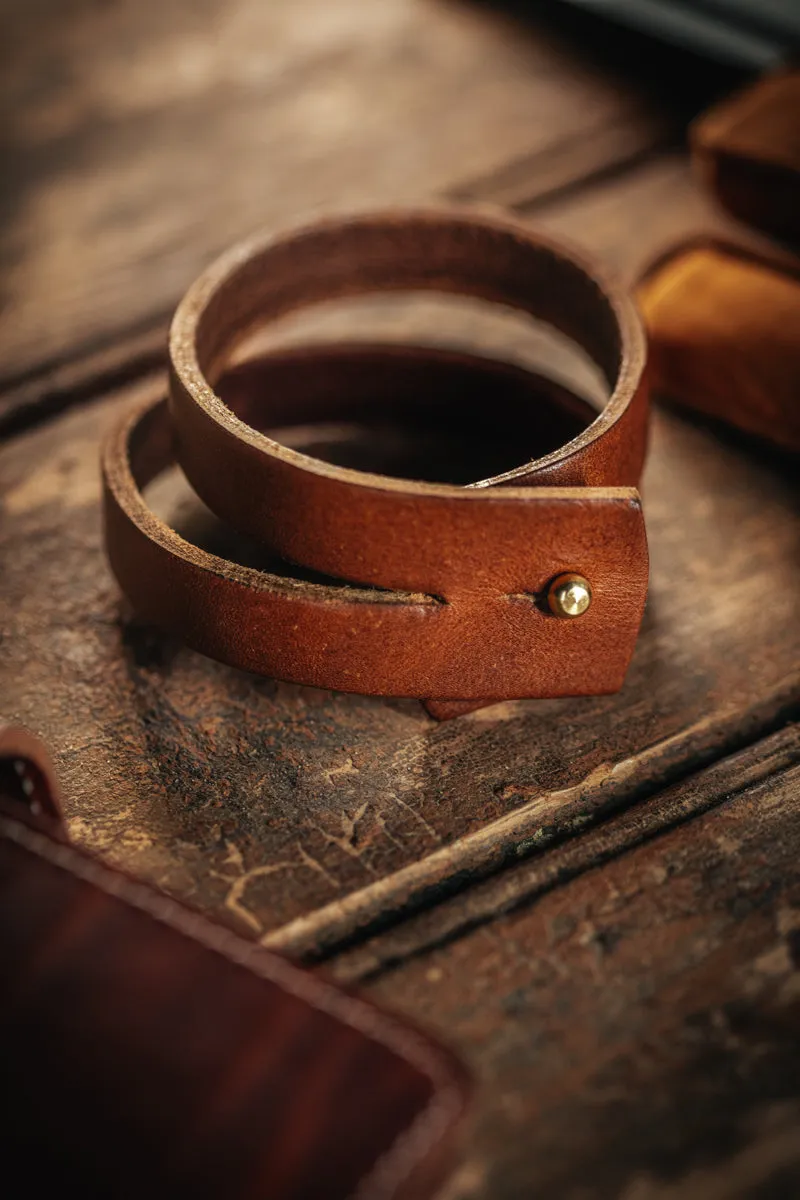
left=638, top=237, right=800, bottom=454
left=692, top=69, right=800, bottom=245
left=104, top=210, right=650, bottom=703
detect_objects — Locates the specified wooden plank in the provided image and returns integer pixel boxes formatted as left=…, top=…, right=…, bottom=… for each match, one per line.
left=0, top=152, right=753, bottom=439
left=1, top=0, right=748, bottom=425
left=364, top=730, right=800, bottom=1198
left=0, top=328, right=166, bottom=440
left=1, top=170, right=797, bottom=948
left=334, top=723, right=800, bottom=980
left=2, top=1, right=796, bottom=972
left=0, top=0, right=675, bottom=395
left=526, top=148, right=770, bottom=280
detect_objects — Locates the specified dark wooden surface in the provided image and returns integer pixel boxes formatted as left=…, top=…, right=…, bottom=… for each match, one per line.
left=1, top=2, right=798, bottom=1197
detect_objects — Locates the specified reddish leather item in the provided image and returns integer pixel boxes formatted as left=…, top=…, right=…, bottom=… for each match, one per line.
left=104, top=359, right=648, bottom=702
left=104, top=209, right=649, bottom=703
left=0, top=724, right=63, bottom=823
left=0, top=726, right=469, bottom=1199
left=692, top=69, right=800, bottom=245
left=638, top=237, right=800, bottom=454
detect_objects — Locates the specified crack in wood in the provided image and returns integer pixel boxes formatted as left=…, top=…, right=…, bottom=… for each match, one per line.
left=330, top=721, right=800, bottom=984
left=259, top=704, right=800, bottom=966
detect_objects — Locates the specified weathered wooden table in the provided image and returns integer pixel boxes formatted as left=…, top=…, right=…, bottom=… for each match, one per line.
left=2, top=2, right=799, bottom=1195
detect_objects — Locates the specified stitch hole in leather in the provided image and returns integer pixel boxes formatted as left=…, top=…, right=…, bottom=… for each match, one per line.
left=0, top=729, right=63, bottom=823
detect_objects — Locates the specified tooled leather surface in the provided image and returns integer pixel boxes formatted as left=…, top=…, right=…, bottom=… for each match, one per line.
left=103, top=209, right=650, bottom=702
left=0, top=729, right=469, bottom=1200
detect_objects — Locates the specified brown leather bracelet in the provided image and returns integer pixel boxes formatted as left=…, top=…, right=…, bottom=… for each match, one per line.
left=638, top=236, right=800, bottom=454
left=104, top=209, right=649, bottom=703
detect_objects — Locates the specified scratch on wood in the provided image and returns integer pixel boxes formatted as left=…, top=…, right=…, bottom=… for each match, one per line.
left=219, top=861, right=298, bottom=933
left=307, top=803, right=378, bottom=874
left=261, top=716, right=800, bottom=959
left=216, top=840, right=339, bottom=934
left=322, top=756, right=360, bottom=784
left=389, top=791, right=441, bottom=843
left=296, top=840, right=340, bottom=891
left=374, top=812, right=405, bottom=851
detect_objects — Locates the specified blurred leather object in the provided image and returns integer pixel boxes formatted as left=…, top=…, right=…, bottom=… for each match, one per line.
left=692, top=69, right=800, bottom=244
left=0, top=726, right=469, bottom=1200
left=638, top=238, right=800, bottom=454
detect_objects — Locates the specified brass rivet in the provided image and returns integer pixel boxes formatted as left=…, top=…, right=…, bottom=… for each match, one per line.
left=547, top=573, right=592, bottom=618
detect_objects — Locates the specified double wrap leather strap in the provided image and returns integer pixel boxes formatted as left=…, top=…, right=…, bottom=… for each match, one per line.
left=103, top=209, right=649, bottom=702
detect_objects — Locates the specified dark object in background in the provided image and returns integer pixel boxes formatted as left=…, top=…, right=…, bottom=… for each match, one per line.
left=692, top=69, right=800, bottom=243
left=0, top=726, right=469, bottom=1200
left=556, top=0, right=800, bottom=67
left=638, top=67, right=800, bottom=452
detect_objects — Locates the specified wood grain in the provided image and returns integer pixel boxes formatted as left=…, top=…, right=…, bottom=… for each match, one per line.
left=1, top=251, right=797, bottom=950
left=366, top=729, right=800, bottom=1199
left=0, top=0, right=744, bottom=418
left=0, top=0, right=668, bottom=393
left=335, top=722, right=800, bottom=981
left=1, top=1, right=795, bottom=959
left=2, top=2, right=797, bottom=1191
left=528, top=150, right=756, bottom=279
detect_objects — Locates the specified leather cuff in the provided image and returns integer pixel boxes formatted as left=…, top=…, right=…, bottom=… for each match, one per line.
left=103, top=209, right=649, bottom=703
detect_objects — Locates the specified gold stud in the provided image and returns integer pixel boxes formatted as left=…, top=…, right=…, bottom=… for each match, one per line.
left=547, top=573, right=592, bottom=618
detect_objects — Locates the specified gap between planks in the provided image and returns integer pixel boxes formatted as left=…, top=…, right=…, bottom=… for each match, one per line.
left=327, top=718, right=800, bottom=985
left=259, top=697, right=800, bottom=969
